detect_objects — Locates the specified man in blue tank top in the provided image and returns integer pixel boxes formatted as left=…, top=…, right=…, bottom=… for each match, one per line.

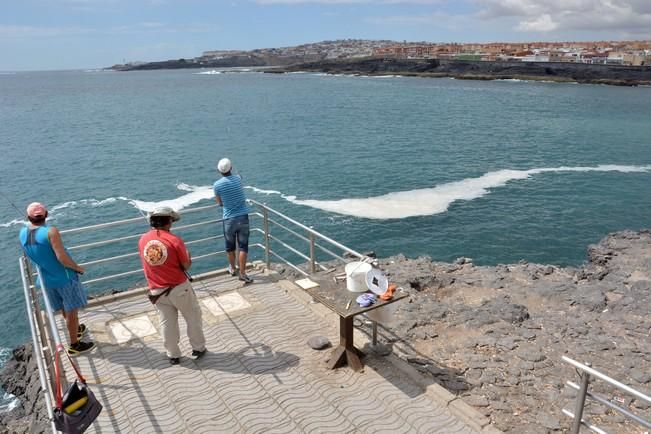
left=213, top=158, right=253, bottom=283
left=19, top=202, right=95, bottom=356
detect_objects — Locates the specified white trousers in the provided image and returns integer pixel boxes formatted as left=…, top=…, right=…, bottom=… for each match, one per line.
left=155, top=280, right=206, bottom=358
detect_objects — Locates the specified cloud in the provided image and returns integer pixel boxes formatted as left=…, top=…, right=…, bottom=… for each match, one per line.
left=516, top=13, right=557, bottom=31
left=366, top=11, right=453, bottom=25
left=0, top=25, right=94, bottom=38
left=475, top=0, right=651, bottom=33
left=0, top=22, right=212, bottom=39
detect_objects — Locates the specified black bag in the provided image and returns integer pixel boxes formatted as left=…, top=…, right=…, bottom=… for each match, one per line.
left=53, top=348, right=103, bottom=433
left=146, top=286, right=174, bottom=304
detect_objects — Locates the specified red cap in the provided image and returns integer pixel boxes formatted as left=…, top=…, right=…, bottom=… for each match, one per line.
left=26, top=202, right=47, bottom=219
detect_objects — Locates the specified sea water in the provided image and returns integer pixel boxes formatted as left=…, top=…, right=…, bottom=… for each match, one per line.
left=1, top=69, right=650, bottom=409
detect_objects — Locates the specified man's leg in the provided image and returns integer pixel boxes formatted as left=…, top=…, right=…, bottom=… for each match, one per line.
left=227, top=250, right=237, bottom=271
left=156, top=297, right=181, bottom=359
left=173, top=281, right=206, bottom=353
left=224, top=218, right=237, bottom=273
left=237, top=216, right=252, bottom=282
left=238, top=250, right=247, bottom=275
left=62, top=309, right=80, bottom=345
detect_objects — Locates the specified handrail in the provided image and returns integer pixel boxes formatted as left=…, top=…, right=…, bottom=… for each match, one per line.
left=54, top=200, right=372, bottom=287
left=562, top=356, right=651, bottom=433
left=19, top=257, right=57, bottom=433
left=563, top=356, right=651, bottom=404
left=248, top=199, right=366, bottom=260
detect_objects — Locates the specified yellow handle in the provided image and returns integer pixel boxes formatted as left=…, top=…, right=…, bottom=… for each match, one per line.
left=64, top=396, right=88, bottom=414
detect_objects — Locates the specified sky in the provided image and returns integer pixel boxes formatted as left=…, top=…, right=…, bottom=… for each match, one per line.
left=2, top=0, right=651, bottom=71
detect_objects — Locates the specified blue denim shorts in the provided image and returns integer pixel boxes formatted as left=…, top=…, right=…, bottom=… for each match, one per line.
left=45, top=273, right=88, bottom=313
left=223, top=215, right=250, bottom=253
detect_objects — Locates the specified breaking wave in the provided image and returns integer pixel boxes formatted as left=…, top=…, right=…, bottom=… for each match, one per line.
left=272, top=165, right=651, bottom=219
left=1, top=165, right=649, bottom=226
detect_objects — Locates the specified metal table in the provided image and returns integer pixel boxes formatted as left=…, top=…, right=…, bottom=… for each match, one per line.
left=302, top=275, right=408, bottom=372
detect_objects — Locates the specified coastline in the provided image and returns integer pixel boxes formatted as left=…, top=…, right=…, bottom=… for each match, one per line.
left=3, top=230, right=650, bottom=432
left=264, top=57, right=651, bottom=86
left=112, top=56, right=651, bottom=87
left=264, top=57, right=651, bottom=87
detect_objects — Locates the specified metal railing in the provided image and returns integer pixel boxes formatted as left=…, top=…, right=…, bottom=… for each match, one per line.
left=562, top=356, right=651, bottom=433
left=18, top=200, right=370, bottom=430
left=56, top=200, right=367, bottom=286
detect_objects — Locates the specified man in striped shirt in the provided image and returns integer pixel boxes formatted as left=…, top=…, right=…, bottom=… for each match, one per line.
left=213, top=158, right=253, bottom=283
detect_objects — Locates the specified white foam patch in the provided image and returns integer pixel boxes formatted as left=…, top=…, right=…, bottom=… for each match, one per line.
left=129, top=184, right=214, bottom=213
left=284, top=165, right=651, bottom=219
left=2, top=164, right=648, bottom=226
left=0, top=218, right=25, bottom=228
left=363, top=75, right=400, bottom=79
left=245, top=186, right=282, bottom=195
left=0, top=391, right=19, bottom=413
left=194, top=70, right=222, bottom=75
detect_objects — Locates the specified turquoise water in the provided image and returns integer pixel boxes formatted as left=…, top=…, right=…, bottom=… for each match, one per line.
left=1, top=69, right=650, bottom=404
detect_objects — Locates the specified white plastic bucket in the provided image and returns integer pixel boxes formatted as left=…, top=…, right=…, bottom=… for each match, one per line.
left=345, top=261, right=372, bottom=292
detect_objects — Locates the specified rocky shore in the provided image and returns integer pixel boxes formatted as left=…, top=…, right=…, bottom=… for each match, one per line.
left=275, top=230, right=651, bottom=433
left=3, top=230, right=650, bottom=432
left=0, top=345, right=50, bottom=433
left=377, top=230, right=651, bottom=433
left=267, top=57, right=651, bottom=87
left=112, top=55, right=651, bottom=87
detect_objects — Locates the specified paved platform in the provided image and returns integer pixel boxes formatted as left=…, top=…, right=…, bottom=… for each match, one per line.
left=55, top=269, right=492, bottom=433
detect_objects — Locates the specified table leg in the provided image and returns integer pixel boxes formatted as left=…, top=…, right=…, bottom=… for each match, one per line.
left=326, top=316, right=363, bottom=371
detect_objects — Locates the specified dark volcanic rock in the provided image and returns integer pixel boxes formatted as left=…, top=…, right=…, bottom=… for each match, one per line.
left=0, top=344, right=50, bottom=433
left=366, top=230, right=651, bottom=433
left=269, top=57, right=651, bottom=86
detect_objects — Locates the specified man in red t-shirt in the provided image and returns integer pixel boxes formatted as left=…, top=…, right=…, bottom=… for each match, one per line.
left=139, top=206, right=206, bottom=365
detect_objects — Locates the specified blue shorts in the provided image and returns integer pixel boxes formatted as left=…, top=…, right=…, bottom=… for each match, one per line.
left=223, top=215, right=250, bottom=253
left=44, top=273, right=88, bottom=313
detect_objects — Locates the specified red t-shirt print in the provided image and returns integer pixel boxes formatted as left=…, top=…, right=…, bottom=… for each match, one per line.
left=139, top=229, right=189, bottom=289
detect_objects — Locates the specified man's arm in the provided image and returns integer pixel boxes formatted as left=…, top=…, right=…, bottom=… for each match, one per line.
left=215, top=195, right=223, bottom=206
left=180, top=250, right=192, bottom=271
left=48, top=227, right=85, bottom=274
left=178, top=242, right=192, bottom=271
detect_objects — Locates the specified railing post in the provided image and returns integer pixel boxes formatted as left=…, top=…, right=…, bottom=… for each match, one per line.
left=263, top=206, right=270, bottom=270
left=309, top=229, right=316, bottom=273
left=571, top=363, right=591, bottom=434
left=24, top=258, right=59, bottom=392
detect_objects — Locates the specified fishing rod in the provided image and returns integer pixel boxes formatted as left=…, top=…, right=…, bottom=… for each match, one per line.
left=0, top=188, right=27, bottom=220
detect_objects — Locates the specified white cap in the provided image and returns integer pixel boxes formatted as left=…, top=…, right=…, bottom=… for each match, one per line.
left=217, top=158, right=232, bottom=174
left=149, top=206, right=180, bottom=222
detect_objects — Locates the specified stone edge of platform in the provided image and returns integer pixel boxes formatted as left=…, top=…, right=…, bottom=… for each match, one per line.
left=276, top=275, right=503, bottom=434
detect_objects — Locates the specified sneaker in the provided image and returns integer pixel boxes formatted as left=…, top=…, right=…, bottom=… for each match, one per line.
left=68, top=341, right=95, bottom=356
left=227, top=266, right=238, bottom=277
left=238, top=274, right=253, bottom=283
left=169, top=357, right=180, bottom=365
left=77, top=323, right=87, bottom=339
left=191, top=349, right=207, bottom=360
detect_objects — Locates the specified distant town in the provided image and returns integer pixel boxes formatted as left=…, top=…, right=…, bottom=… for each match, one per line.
left=112, top=38, right=651, bottom=86
left=198, top=39, right=651, bottom=67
